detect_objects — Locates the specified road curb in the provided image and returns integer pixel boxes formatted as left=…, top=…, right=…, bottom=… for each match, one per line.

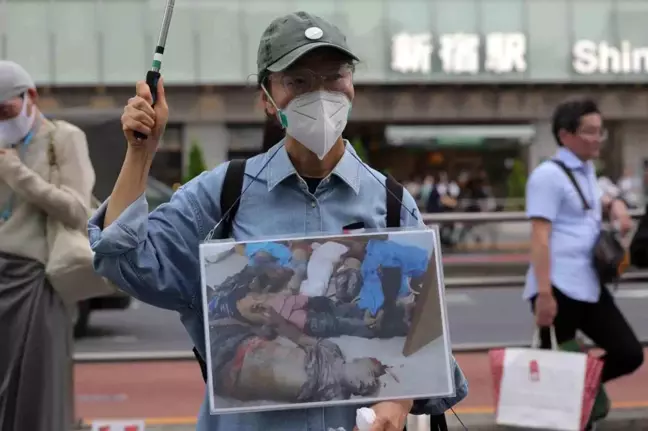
left=87, top=409, right=648, bottom=431
left=74, top=339, right=648, bottom=362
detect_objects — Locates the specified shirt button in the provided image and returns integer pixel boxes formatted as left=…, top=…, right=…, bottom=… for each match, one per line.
left=311, top=200, right=316, bottom=208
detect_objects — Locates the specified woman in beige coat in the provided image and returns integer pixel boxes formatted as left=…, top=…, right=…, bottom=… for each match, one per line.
left=0, top=61, right=95, bottom=431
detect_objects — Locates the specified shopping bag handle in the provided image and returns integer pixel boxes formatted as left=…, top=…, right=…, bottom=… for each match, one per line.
left=532, top=326, right=558, bottom=350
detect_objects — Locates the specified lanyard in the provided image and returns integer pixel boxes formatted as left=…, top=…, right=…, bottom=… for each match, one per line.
left=0, top=131, right=35, bottom=221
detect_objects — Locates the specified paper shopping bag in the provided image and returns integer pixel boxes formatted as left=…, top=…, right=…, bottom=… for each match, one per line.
left=490, top=346, right=603, bottom=431
left=560, top=339, right=611, bottom=423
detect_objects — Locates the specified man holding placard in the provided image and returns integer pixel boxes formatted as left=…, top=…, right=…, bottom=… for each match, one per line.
left=89, top=11, right=467, bottom=431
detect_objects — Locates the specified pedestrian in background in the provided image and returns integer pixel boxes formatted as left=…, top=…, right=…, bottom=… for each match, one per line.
left=525, top=97, right=643, bottom=429
left=0, top=61, right=96, bottom=431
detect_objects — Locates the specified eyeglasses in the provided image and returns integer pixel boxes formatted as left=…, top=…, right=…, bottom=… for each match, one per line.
left=577, top=128, right=608, bottom=142
left=269, top=63, right=354, bottom=96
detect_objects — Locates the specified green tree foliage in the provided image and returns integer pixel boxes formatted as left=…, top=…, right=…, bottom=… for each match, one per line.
left=351, top=138, right=368, bottom=162
left=184, top=141, right=207, bottom=184
left=506, top=159, right=527, bottom=209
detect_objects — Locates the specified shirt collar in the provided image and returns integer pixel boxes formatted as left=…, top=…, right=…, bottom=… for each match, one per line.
left=265, top=139, right=361, bottom=194
left=555, top=147, right=593, bottom=172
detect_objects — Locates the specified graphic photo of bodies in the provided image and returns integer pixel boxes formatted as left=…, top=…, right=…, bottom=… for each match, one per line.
left=200, top=229, right=454, bottom=414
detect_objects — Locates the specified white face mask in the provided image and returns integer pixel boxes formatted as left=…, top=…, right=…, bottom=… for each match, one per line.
left=0, top=95, right=36, bottom=147
left=272, top=90, right=351, bottom=160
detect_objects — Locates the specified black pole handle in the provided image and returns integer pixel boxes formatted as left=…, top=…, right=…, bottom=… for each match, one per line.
left=133, top=70, right=161, bottom=140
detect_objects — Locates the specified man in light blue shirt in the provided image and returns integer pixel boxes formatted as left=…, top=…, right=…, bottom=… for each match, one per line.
left=525, top=98, right=643, bottom=429
left=88, top=11, right=467, bottom=431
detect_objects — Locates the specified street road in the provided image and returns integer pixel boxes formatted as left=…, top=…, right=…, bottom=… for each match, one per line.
left=74, top=283, right=648, bottom=356
left=74, top=348, right=648, bottom=423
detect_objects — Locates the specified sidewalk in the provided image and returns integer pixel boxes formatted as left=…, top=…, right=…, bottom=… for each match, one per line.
left=74, top=348, right=648, bottom=430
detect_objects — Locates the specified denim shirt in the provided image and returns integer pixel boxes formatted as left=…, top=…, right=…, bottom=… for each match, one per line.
left=88, top=141, right=468, bottom=431
left=524, top=147, right=603, bottom=303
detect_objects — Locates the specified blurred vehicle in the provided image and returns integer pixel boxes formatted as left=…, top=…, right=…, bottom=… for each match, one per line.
left=73, top=176, right=175, bottom=337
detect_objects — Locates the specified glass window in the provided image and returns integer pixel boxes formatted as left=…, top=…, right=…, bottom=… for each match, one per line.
left=432, top=0, right=480, bottom=82
left=434, top=0, right=479, bottom=34
left=51, top=1, right=99, bottom=84
left=615, top=0, right=648, bottom=81
left=101, top=1, right=149, bottom=85
left=195, top=0, right=245, bottom=84
left=617, top=0, right=648, bottom=45
left=385, top=0, right=432, bottom=82
left=573, top=0, right=615, bottom=41
left=387, top=0, right=430, bottom=34
left=5, top=2, right=53, bottom=84
left=571, top=0, right=616, bottom=82
left=154, top=3, right=196, bottom=84
left=480, top=0, right=526, bottom=81
left=480, top=0, right=524, bottom=33
left=293, top=0, right=339, bottom=22
left=526, top=0, right=570, bottom=81
left=338, top=0, right=386, bottom=82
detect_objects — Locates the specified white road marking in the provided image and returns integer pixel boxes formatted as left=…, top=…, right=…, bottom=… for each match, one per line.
left=107, top=335, right=139, bottom=344
left=445, top=293, right=474, bottom=304
left=615, top=288, right=648, bottom=300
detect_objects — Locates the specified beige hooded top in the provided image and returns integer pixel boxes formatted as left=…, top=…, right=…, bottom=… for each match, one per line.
left=0, top=118, right=95, bottom=264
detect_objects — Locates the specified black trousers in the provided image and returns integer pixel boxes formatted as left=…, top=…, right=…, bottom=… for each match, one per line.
left=531, top=286, right=644, bottom=383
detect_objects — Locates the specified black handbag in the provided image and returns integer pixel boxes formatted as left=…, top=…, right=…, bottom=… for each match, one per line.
left=630, top=202, right=648, bottom=268
left=552, top=160, right=626, bottom=284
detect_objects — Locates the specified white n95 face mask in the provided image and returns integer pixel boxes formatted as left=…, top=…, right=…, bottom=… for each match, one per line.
left=0, top=94, right=36, bottom=147
left=278, top=91, right=351, bottom=160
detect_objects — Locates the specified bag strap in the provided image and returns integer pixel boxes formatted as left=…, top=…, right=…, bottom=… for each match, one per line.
left=47, top=120, right=60, bottom=185
left=194, top=159, right=247, bottom=383
left=219, top=159, right=247, bottom=238
left=551, top=160, right=591, bottom=211
left=385, top=174, right=404, bottom=228
left=193, top=347, right=208, bottom=383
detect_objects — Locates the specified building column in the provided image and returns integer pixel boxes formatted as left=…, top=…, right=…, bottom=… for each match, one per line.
left=617, top=121, right=646, bottom=204
left=182, top=122, right=229, bottom=174
left=528, top=121, right=556, bottom=169
left=618, top=121, right=648, bottom=178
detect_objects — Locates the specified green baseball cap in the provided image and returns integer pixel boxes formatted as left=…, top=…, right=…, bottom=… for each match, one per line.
left=257, top=11, right=359, bottom=82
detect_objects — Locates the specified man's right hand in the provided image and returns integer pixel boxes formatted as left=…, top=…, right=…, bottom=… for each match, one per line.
left=121, top=78, right=169, bottom=151
left=535, top=290, right=557, bottom=327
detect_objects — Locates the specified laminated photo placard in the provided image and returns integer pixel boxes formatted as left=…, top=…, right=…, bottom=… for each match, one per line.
left=199, top=227, right=454, bottom=414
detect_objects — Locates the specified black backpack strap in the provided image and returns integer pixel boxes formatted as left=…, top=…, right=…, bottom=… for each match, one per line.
left=551, top=160, right=591, bottom=211
left=219, top=159, right=247, bottom=238
left=193, top=347, right=208, bottom=382
left=194, top=159, right=247, bottom=384
left=385, top=174, right=404, bottom=228
left=429, top=413, right=449, bottom=431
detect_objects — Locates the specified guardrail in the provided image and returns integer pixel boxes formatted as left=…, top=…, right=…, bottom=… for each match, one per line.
left=73, top=209, right=648, bottom=363
left=445, top=270, right=648, bottom=288
left=420, top=208, right=645, bottom=223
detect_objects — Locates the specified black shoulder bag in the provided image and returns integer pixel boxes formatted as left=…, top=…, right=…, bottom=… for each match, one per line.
left=552, top=160, right=626, bottom=284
